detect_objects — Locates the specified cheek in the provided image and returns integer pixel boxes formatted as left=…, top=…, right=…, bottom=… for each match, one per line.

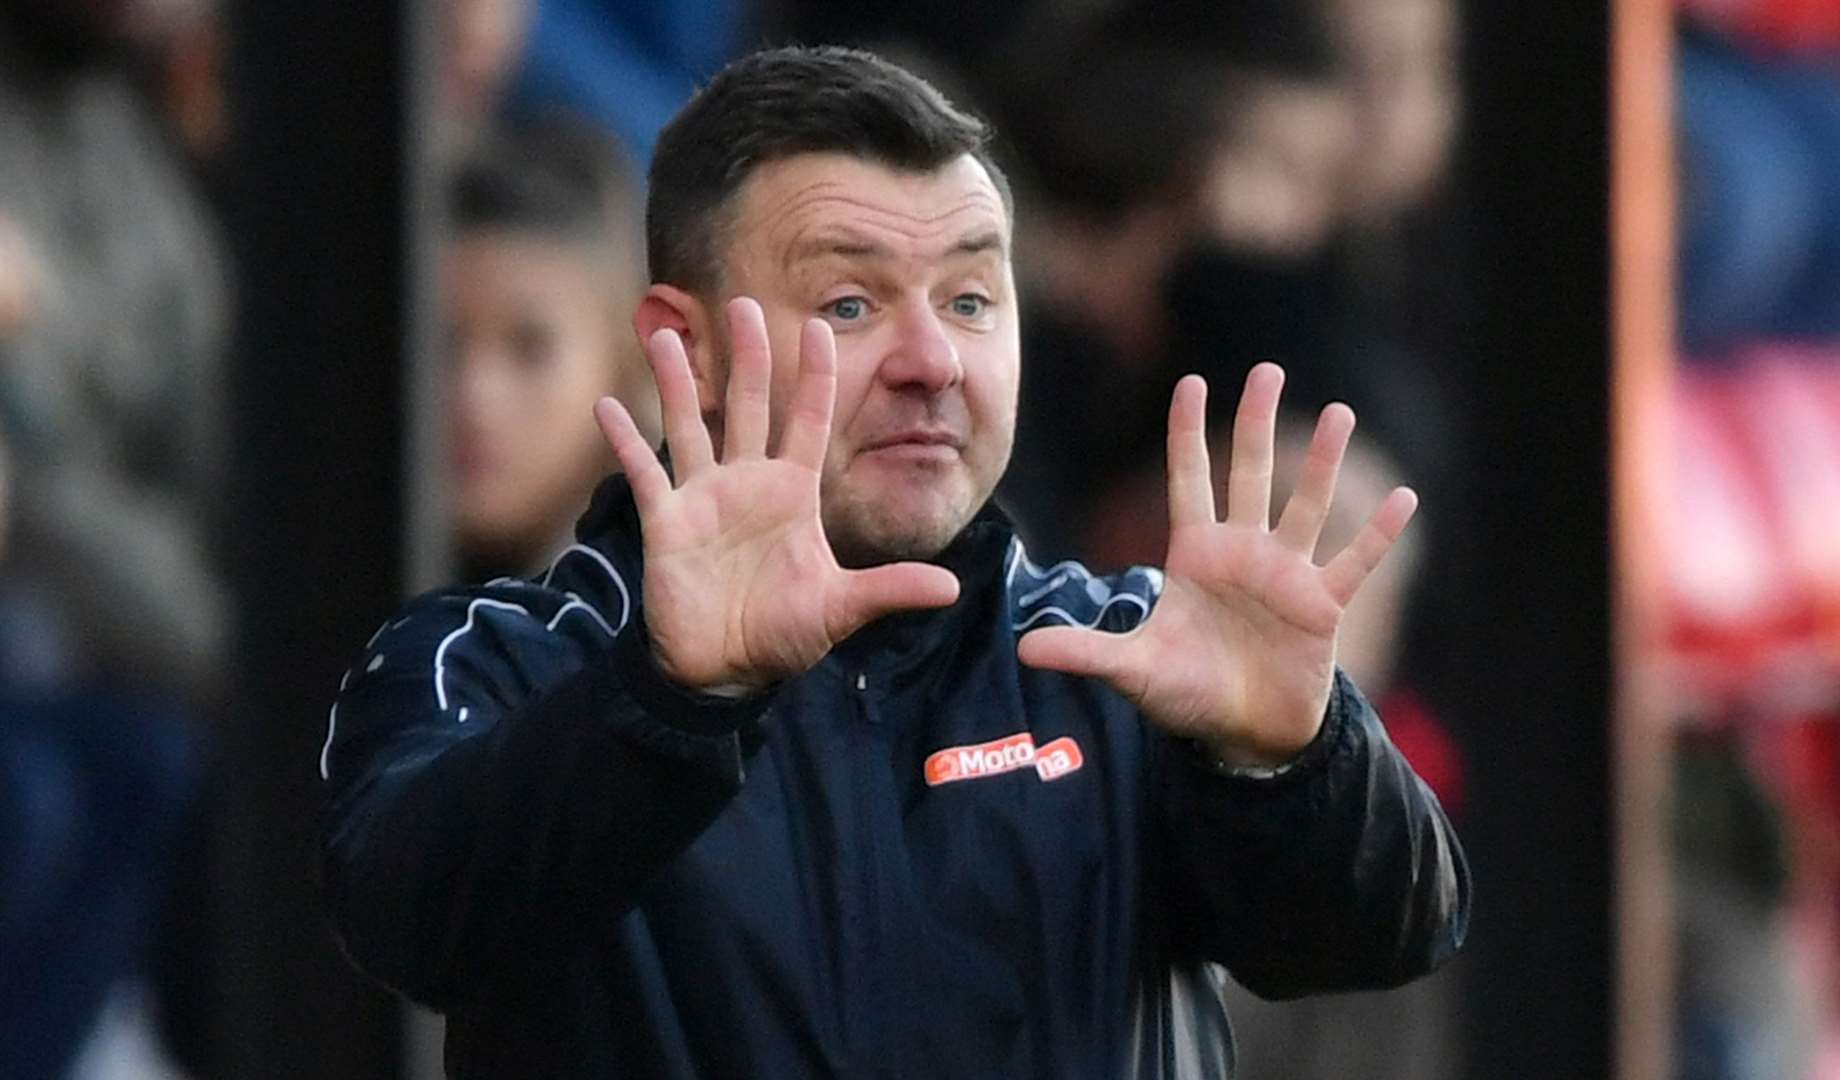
left=536, top=355, right=612, bottom=412
left=517, top=318, right=618, bottom=402
left=828, top=353, right=880, bottom=425
left=467, top=346, right=609, bottom=444
left=810, top=339, right=879, bottom=452
left=459, top=412, right=606, bottom=519
left=965, top=339, right=1020, bottom=457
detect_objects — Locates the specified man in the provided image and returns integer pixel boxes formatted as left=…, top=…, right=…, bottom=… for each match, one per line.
left=320, top=46, right=1468, bottom=1079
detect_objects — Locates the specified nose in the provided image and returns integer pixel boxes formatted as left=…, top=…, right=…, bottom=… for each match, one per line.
left=877, top=301, right=962, bottom=393
left=448, top=340, right=509, bottom=423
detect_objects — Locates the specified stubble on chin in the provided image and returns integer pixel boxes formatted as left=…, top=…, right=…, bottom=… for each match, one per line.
left=821, top=480, right=972, bottom=569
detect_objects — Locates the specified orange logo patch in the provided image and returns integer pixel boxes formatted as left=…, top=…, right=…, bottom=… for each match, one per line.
left=924, top=733, right=1085, bottom=786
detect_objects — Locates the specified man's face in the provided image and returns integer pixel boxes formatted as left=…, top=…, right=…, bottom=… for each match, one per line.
left=714, top=152, right=1019, bottom=567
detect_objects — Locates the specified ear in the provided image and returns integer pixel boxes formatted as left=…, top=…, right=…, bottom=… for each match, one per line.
left=634, top=284, right=722, bottom=419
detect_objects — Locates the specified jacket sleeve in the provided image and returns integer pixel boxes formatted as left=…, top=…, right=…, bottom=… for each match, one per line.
left=1155, top=669, right=1470, bottom=1000
left=316, top=580, right=770, bottom=1011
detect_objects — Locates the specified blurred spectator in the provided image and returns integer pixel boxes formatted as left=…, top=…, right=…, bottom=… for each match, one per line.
left=988, top=3, right=1418, bottom=559
left=1677, top=29, right=1840, bottom=356
left=982, top=6, right=1480, bottom=845
left=502, top=0, right=748, bottom=167
left=1325, top=0, right=1460, bottom=230
left=1671, top=725, right=1812, bottom=1080
left=765, top=0, right=1045, bottom=77
left=149, top=0, right=226, bottom=172
left=1319, top=0, right=1472, bottom=371
left=435, top=0, right=533, bottom=164
left=443, top=119, right=658, bottom=581
left=998, top=3, right=1355, bottom=281
left=445, top=0, right=532, bottom=120
left=1662, top=9, right=1840, bottom=1079
left=0, top=425, right=199, bottom=1080
left=0, top=0, right=231, bottom=704
left=1681, top=0, right=1840, bottom=53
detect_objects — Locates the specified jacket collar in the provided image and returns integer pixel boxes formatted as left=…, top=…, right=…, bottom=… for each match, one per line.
left=825, top=501, right=1015, bottom=679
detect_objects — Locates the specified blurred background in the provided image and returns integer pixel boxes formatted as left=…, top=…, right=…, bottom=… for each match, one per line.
left=3, top=0, right=1812, bottom=1076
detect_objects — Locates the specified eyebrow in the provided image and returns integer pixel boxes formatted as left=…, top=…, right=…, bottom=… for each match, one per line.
left=784, top=229, right=1007, bottom=270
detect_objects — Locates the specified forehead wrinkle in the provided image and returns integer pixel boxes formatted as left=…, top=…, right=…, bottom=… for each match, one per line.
left=729, top=158, right=1009, bottom=287
left=774, top=185, right=1003, bottom=232
left=772, top=196, right=1009, bottom=273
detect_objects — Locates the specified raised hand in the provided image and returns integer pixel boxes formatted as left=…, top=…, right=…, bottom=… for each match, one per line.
left=1016, top=364, right=1418, bottom=767
left=594, top=297, right=960, bottom=693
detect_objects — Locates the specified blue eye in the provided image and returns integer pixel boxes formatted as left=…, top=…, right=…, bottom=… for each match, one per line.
left=951, top=294, right=988, bottom=318
left=828, top=296, right=868, bottom=321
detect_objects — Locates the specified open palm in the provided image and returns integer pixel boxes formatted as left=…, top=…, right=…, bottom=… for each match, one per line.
left=595, top=298, right=959, bottom=693
left=1017, top=365, right=1417, bottom=767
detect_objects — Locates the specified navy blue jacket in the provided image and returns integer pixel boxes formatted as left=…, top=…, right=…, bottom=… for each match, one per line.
left=319, top=479, right=1469, bottom=1078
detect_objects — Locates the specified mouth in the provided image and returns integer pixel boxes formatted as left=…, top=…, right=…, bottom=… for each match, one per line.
left=862, top=429, right=965, bottom=453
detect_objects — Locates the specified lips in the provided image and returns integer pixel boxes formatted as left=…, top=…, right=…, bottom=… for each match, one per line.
left=862, top=428, right=965, bottom=452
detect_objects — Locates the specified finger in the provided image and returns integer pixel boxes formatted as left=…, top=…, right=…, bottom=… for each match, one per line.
left=828, top=563, right=961, bottom=639
left=1016, top=626, right=1149, bottom=702
left=722, top=296, right=772, bottom=461
left=1226, top=362, right=1284, bottom=528
left=1274, top=402, right=1355, bottom=556
left=1165, top=374, right=1215, bottom=527
left=594, top=396, right=671, bottom=510
left=777, top=318, right=837, bottom=469
left=1322, top=485, right=1419, bottom=607
left=646, top=327, right=715, bottom=478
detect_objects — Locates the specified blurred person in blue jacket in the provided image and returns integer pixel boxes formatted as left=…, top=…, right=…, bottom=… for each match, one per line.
left=0, top=7, right=220, bottom=1075
left=502, top=0, right=746, bottom=167
left=1677, top=26, right=1840, bottom=356
left=0, top=422, right=198, bottom=1080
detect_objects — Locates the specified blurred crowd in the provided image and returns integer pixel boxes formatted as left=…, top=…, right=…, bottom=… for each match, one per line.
left=1666, top=3, right=1840, bottom=1080
left=0, top=0, right=1480, bottom=1077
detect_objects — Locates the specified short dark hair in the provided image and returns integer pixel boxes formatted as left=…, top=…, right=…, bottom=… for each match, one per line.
left=451, top=117, right=638, bottom=255
left=646, top=45, right=1010, bottom=293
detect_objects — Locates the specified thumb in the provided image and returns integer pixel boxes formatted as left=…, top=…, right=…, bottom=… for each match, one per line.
left=1017, top=625, right=1135, bottom=686
left=828, top=562, right=961, bottom=638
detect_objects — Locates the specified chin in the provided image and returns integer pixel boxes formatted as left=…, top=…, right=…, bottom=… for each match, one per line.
left=823, top=464, right=992, bottom=566
left=826, top=503, right=968, bottom=569
left=830, top=527, right=947, bottom=569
